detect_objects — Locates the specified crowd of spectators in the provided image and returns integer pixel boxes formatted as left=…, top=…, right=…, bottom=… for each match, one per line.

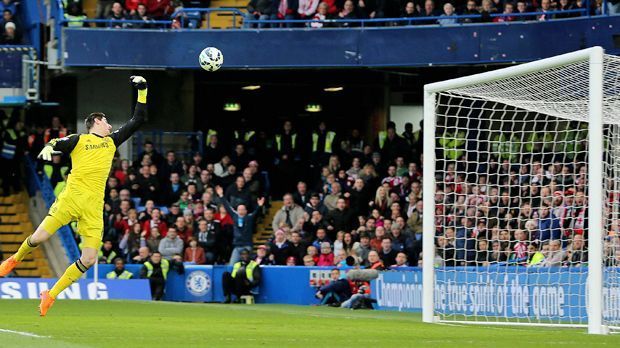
left=58, top=0, right=611, bottom=30
left=27, top=111, right=620, bottom=271
left=1, top=0, right=22, bottom=44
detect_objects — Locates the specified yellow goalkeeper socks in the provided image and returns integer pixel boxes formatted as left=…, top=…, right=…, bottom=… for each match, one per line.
left=49, top=260, right=87, bottom=299
left=137, top=89, right=147, bottom=104
left=14, top=235, right=38, bottom=262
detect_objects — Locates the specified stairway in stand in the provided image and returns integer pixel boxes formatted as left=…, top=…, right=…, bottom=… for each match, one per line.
left=203, top=0, right=246, bottom=29
left=0, top=192, right=52, bottom=278
left=253, top=201, right=282, bottom=251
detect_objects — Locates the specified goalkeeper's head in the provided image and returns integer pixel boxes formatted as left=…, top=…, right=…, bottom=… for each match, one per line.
left=85, top=112, right=112, bottom=136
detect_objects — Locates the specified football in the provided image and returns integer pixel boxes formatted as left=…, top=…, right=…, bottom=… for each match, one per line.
left=199, top=47, right=223, bottom=72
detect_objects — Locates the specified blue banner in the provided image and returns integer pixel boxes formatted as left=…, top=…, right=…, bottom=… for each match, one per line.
left=372, top=267, right=620, bottom=323
left=0, top=278, right=151, bottom=300
left=62, top=17, right=620, bottom=68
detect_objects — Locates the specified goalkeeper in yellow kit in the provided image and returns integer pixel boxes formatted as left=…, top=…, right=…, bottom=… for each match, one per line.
left=0, top=76, right=148, bottom=316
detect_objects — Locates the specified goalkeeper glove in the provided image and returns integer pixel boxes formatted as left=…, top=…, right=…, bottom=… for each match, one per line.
left=38, top=145, right=59, bottom=162
left=130, top=76, right=148, bottom=103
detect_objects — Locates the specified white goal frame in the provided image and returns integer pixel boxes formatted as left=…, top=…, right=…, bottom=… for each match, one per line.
left=422, top=46, right=607, bottom=334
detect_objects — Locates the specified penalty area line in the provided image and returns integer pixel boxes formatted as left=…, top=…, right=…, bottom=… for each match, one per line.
left=0, top=328, right=50, bottom=338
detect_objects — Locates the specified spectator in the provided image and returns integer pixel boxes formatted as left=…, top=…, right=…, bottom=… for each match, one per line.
left=184, top=239, right=206, bottom=264
left=326, top=198, right=353, bottom=238
left=272, top=193, right=306, bottom=231
left=298, top=0, right=320, bottom=19
left=366, top=250, right=385, bottom=269
left=195, top=211, right=219, bottom=264
left=222, top=249, right=261, bottom=303
left=378, top=237, right=397, bottom=267
left=514, top=0, right=532, bottom=20
left=310, top=2, right=329, bottom=27
left=437, top=2, right=457, bottom=25
left=568, top=234, right=587, bottom=266
left=479, top=0, right=496, bottom=22
left=371, top=226, right=388, bottom=251
left=542, top=240, right=565, bottom=266
left=268, top=229, right=291, bottom=265
left=417, top=0, right=440, bottom=24
left=304, top=193, right=329, bottom=217
left=402, top=1, right=416, bottom=18
left=147, top=0, right=173, bottom=19
left=461, top=0, right=480, bottom=23
left=323, top=182, right=342, bottom=211
left=392, top=251, right=409, bottom=268
left=106, top=258, right=134, bottom=279
left=244, top=0, right=275, bottom=28
left=1, top=21, right=18, bottom=44
left=108, top=2, right=128, bottom=28
left=317, top=242, right=335, bottom=266
left=292, top=181, right=311, bottom=206
left=142, top=208, right=168, bottom=237
left=494, top=1, right=515, bottom=21
left=288, top=231, right=307, bottom=265
left=353, top=232, right=371, bottom=261
left=99, top=240, right=118, bottom=264
left=132, top=246, right=151, bottom=264
left=64, top=3, right=89, bottom=27
left=97, top=0, right=116, bottom=19
left=537, top=0, right=553, bottom=20
left=337, top=0, right=358, bottom=26
left=146, top=227, right=163, bottom=252
left=141, top=251, right=168, bottom=300
left=272, top=0, right=298, bottom=28
left=215, top=185, right=265, bottom=265
left=158, top=228, right=184, bottom=259
left=312, top=228, right=332, bottom=248
left=303, top=254, right=316, bottom=266
left=254, top=245, right=274, bottom=265
left=315, top=269, right=351, bottom=305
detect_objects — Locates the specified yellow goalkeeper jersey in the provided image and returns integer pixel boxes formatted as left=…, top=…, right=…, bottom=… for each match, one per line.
left=47, top=102, right=146, bottom=199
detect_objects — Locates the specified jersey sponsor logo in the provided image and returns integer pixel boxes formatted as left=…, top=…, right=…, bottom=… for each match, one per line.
left=84, top=142, right=110, bottom=150
left=186, top=270, right=211, bottom=296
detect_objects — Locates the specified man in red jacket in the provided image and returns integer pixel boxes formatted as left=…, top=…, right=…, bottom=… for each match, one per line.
left=147, top=0, right=172, bottom=19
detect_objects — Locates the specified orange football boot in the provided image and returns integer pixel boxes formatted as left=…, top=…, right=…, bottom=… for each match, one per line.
left=39, top=290, right=56, bottom=317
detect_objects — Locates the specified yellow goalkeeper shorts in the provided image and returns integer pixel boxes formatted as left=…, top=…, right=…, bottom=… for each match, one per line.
left=41, top=186, right=104, bottom=250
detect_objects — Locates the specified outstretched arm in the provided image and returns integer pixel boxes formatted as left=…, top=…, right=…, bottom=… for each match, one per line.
left=38, top=134, right=80, bottom=161
left=110, top=76, right=148, bottom=146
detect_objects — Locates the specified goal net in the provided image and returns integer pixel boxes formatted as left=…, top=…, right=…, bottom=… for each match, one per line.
left=422, top=47, right=620, bottom=334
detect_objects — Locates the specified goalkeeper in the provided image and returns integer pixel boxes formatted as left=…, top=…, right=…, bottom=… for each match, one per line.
left=0, top=76, right=148, bottom=316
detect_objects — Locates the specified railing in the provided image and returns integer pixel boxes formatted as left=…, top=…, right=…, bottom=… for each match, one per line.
left=131, top=130, right=204, bottom=161
left=245, top=8, right=589, bottom=27
left=54, top=2, right=600, bottom=30
left=24, top=156, right=80, bottom=263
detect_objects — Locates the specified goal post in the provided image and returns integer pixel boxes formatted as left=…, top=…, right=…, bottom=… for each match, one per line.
left=422, top=46, right=619, bottom=334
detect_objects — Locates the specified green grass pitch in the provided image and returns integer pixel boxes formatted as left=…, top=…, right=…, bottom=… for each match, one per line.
left=0, top=300, right=618, bottom=347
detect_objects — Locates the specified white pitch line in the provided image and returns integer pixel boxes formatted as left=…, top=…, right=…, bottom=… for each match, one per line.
left=0, top=328, right=50, bottom=338
left=435, top=322, right=467, bottom=327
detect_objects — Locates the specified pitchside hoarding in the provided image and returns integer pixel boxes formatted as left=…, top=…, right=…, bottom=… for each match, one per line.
left=0, top=279, right=151, bottom=300
left=372, top=267, right=620, bottom=323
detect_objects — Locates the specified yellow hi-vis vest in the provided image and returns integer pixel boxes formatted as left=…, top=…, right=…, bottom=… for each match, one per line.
left=205, top=129, right=218, bottom=145
left=524, top=132, right=554, bottom=153
left=231, top=260, right=258, bottom=282
left=234, top=131, right=255, bottom=142
left=106, top=270, right=133, bottom=279
left=491, top=133, right=519, bottom=161
left=275, top=134, right=297, bottom=152
left=312, top=131, right=336, bottom=153
left=437, top=131, right=466, bottom=160
left=527, top=252, right=545, bottom=266
left=144, top=259, right=170, bottom=280
left=378, top=131, right=387, bottom=149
